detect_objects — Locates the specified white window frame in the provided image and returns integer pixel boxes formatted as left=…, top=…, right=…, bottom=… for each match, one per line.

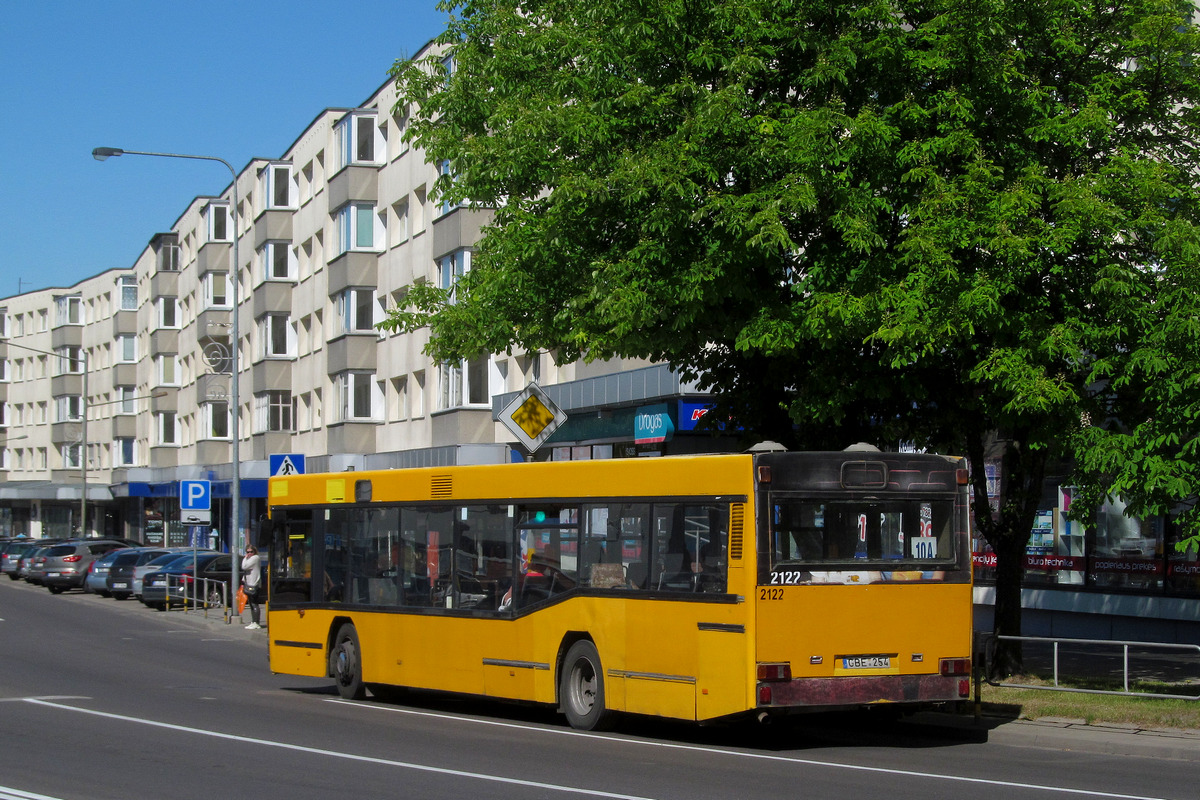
left=263, top=163, right=295, bottom=210
left=157, top=354, right=179, bottom=386
left=115, top=437, right=137, bottom=467
left=205, top=272, right=231, bottom=308
left=253, top=390, right=294, bottom=433
left=117, top=386, right=137, bottom=415
left=436, top=159, right=462, bottom=218
left=118, top=275, right=138, bottom=310
left=61, top=442, right=81, bottom=469
left=206, top=203, right=231, bottom=243
left=259, top=314, right=295, bottom=359
left=335, top=202, right=383, bottom=255
left=260, top=241, right=296, bottom=281
left=55, top=296, right=82, bottom=326
left=55, top=395, right=82, bottom=423
left=336, top=288, right=377, bottom=336
left=0, top=357, right=7, bottom=382
left=55, top=347, right=83, bottom=376
left=116, top=335, right=138, bottom=363
left=201, top=401, right=230, bottom=440
left=438, top=249, right=471, bottom=302
left=334, top=111, right=381, bottom=171
left=156, top=411, right=179, bottom=446
left=337, top=371, right=381, bottom=422
left=438, top=357, right=491, bottom=411
left=157, top=296, right=179, bottom=329
left=159, top=243, right=181, bottom=272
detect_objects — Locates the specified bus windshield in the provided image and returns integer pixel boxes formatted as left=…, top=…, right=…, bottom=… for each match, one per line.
left=768, top=497, right=958, bottom=582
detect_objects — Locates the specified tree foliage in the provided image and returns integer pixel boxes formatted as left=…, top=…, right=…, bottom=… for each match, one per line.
left=388, top=0, right=1200, bottom=665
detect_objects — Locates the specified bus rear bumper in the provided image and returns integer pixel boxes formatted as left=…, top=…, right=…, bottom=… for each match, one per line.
left=757, top=674, right=969, bottom=709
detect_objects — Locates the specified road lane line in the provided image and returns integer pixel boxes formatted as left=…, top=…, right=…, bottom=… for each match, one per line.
left=326, top=699, right=1180, bottom=800
left=22, top=699, right=654, bottom=800
left=0, top=787, right=66, bottom=800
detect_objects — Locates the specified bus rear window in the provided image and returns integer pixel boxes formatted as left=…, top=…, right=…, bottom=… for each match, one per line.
left=768, top=499, right=954, bottom=579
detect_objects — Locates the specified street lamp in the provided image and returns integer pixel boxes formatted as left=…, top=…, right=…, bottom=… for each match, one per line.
left=0, top=339, right=88, bottom=535
left=93, top=146, right=243, bottom=593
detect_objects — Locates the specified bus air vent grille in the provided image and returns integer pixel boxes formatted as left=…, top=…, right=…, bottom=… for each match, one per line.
left=729, top=503, right=744, bottom=560
left=431, top=475, right=453, bottom=498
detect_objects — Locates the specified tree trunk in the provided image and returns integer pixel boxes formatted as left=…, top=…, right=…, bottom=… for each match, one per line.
left=990, top=532, right=1027, bottom=678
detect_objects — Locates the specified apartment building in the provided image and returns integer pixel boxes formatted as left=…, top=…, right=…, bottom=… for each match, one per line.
left=0, top=39, right=722, bottom=546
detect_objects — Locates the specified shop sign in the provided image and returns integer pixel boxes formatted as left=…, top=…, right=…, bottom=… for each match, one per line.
left=634, top=404, right=674, bottom=444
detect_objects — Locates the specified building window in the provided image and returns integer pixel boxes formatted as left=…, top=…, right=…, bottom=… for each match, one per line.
left=157, top=354, right=178, bottom=386
left=0, top=358, right=7, bottom=382
left=159, top=243, right=181, bottom=272
left=261, top=242, right=295, bottom=281
left=158, top=297, right=179, bottom=329
left=61, top=443, right=81, bottom=469
left=118, top=275, right=138, bottom=310
left=335, top=111, right=379, bottom=171
left=115, top=437, right=137, bottom=467
left=438, top=357, right=489, bottom=410
left=206, top=203, right=231, bottom=242
left=337, top=371, right=380, bottom=422
left=259, top=314, right=295, bottom=358
left=263, top=163, right=294, bottom=209
left=55, top=347, right=83, bottom=375
left=55, top=395, right=82, bottom=422
left=116, top=335, right=138, bottom=363
left=438, top=249, right=471, bottom=300
left=55, top=296, right=82, bottom=326
left=335, top=203, right=382, bottom=255
left=0, top=310, right=6, bottom=337
left=205, top=272, right=230, bottom=308
left=156, top=411, right=179, bottom=445
left=201, top=401, right=230, bottom=440
left=254, top=390, right=294, bottom=433
left=436, top=159, right=462, bottom=217
left=335, top=288, right=376, bottom=336
left=117, top=386, right=137, bottom=414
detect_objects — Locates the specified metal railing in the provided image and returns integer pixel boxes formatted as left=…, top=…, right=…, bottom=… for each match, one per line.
left=165, top=574, right=228, bottom=620
left=982, top=634, right=1200, bottom=701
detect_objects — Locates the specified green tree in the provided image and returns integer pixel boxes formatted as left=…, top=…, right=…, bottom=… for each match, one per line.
left=387, top=0, right=1200, bottom=672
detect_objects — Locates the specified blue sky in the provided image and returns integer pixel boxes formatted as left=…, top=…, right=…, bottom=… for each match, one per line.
left=0, top=1, right=450, bottom=299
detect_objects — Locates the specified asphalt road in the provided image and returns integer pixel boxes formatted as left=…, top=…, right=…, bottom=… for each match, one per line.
left=0, top=577, right=1196, bottom=800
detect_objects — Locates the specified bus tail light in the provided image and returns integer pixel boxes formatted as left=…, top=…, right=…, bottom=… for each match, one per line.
left=956, top=469, right=969, bottom=485
left=959, top=679, right=971, bottom=697
left=757, top=662, right=792, bottom=681
left=758, top=685, right=773, bottom=705
left=939, top=658, right=971, bottom=676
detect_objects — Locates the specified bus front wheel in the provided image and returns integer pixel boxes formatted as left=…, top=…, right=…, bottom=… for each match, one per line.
left=560, top=640, right=615, bottom=731
left=330, top=623, right=366, bottom=700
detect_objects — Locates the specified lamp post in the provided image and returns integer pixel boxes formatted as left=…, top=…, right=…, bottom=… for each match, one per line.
left=0, top=339, right=89, bottom=535
left=93, top=146, right=242, bottom=594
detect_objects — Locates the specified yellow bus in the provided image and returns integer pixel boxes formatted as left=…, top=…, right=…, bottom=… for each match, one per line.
left=263, top=449, right=973, bottom=729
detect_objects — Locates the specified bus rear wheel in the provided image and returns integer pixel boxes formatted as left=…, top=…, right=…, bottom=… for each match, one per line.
left=330, top=623, right=366, bottom=700
left=560, top=640, right=615, bottom=731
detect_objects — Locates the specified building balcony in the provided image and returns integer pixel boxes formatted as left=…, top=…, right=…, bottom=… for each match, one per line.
left=327, top=251, right=378, bottom=294
left=328, top=165, right=379, bottom=209
left=149, top=329, right=179, bottom=356
left=149, top=270, right=179, bottom=298
left=326, top=335, right=377, bottom=373
left=253, top=209, right=292, bottom=248
left=196, top=241, right=231, bottom=274
left=250, top=281, right=292, bottom=316
left=326, top=420, right=379, bottom=454
left=50, top=373, right=83, bottom=397
left=50, top=325, right=82, bottom=349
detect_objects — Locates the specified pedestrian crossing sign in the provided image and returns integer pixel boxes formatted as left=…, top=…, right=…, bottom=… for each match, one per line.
left=270, top=453, right=306, bottom=476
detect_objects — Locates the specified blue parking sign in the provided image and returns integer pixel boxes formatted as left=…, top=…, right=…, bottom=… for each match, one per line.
left=180, top=480, right=211, bottom=511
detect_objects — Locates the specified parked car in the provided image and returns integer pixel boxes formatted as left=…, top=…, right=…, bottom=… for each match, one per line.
left=24, top=544, right=57, bottom=585
left=2, top=542, right=38, bottom=580
left=106, top=548, right=182, bottom=600
left=85, top=547, right=150, bottom=595
left=126, top=550, right=206, bottom=600
left=42, top=540, right=128, bottom=593
left=141, top=552, right=233, bottom=610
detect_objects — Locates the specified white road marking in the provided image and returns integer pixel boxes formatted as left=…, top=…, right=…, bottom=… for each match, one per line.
left=23, top=699, right=654, bottom=800
left=0, top=788, right=66, bottom=800
left=328, top=699, right=1181, bottom=800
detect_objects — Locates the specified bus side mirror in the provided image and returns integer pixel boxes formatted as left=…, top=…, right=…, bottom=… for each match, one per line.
left=255, top=518, right=275, bottom=549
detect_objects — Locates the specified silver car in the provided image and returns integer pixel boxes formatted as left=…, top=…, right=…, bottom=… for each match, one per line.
left=43, top=540, right=127, bottom=594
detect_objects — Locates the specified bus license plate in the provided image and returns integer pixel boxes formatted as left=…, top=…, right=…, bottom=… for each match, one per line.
left=843, top=656, right=891, bottom=669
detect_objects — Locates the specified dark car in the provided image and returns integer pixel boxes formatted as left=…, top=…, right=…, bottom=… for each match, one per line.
left=141, top=552, right=232, bottom=610
left=106, top=548, right=183, bottom=600
left=42, top=540, right=127, bottom=593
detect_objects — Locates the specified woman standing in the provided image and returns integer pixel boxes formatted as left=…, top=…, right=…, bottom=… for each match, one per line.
left=242, top=545, right=263, bottom=629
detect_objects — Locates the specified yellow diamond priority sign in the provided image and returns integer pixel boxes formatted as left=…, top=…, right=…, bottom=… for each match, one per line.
left=499, top=382, right=567, bottom=452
